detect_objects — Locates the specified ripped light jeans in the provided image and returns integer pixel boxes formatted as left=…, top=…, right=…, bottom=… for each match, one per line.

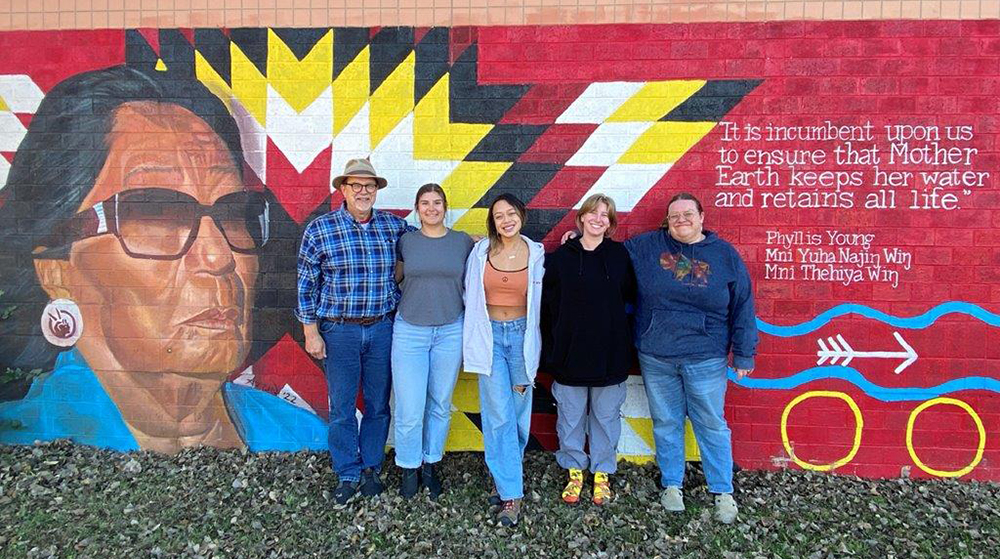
left=478, top=317, right=532, bottom=500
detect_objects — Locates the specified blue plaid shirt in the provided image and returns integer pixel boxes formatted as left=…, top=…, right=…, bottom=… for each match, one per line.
left=296, top=205, right=411, bottom=323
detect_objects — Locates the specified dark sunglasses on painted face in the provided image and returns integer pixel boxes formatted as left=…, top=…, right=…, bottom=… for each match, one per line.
left=36, top=188, right=270, bottom=260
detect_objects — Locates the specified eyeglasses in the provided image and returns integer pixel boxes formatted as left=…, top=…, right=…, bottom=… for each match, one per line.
left=666, top=210, right=699, bottom=223
left=343, top=182, right=378, bottom=194
left=36, top=188, right=269, bottom=260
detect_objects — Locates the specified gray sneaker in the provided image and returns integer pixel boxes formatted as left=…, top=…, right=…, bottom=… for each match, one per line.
left=714, top=493, right=738, bottom=524
left=660, top=486, right=684, bottom=512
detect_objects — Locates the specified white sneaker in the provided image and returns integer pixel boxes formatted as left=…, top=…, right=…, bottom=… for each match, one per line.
left=660, top=486, right=685, bottom=512
left=714, top=493, right=738, bottom=524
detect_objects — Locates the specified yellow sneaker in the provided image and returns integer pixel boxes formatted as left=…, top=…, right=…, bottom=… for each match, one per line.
left=561, top=468, right=584, bottom=504
left=592, top=472, right=612, bottom=506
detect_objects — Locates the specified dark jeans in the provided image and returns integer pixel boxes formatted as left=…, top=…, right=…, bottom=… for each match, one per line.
left=320, top=317, right=393, bottom=482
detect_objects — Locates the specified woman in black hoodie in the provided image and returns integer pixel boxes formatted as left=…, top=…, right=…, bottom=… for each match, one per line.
left=541, top=193, right=636, bottom=506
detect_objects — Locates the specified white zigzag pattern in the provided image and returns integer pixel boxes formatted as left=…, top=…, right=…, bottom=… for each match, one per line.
left=266, top=85, right=333, bottom=174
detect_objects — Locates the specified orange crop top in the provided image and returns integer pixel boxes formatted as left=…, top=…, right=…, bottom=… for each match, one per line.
left=484, top=260, right=528, bottom=306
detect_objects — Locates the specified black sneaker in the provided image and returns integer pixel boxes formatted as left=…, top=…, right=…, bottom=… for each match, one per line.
left=421, top=463, right=443, bottom=500
left=332, top=481, right=359, bottom=504
left=400, top=468, right=420, bottom=499
left=487, top=481, right=502, bottom=507
left=359, top=468, right=384, bottom=497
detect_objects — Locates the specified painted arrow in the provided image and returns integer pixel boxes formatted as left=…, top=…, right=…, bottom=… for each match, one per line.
left=815, top=331, right=918, bottom=374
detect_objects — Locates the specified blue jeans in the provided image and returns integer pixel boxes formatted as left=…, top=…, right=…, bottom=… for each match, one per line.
left=391, top=315, right=464, bottom=469
left=320, top=317, right=393, bottom=483
left=637, top=353, right=733, bottom=494
left=478, top=317, right=532, bottom=500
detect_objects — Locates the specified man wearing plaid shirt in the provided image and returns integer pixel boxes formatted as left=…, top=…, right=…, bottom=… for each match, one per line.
left=296, top=158, right=410, bottom=504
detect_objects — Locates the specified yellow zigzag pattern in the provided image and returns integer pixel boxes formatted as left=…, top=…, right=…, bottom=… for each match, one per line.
left=192, top=29, right=716, bottom=213
left=369, top=51, right=415, bottom=148
left=267, top=29, right=332, bottom=114
left=332, top=45, right=368, bottom=136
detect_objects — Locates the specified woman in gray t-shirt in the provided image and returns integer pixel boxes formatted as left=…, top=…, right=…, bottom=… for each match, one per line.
left=392, top=183, right=474, bottom=499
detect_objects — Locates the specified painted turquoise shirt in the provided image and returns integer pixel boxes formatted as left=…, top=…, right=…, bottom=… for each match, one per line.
left=0, top=349, right=327, bottom=452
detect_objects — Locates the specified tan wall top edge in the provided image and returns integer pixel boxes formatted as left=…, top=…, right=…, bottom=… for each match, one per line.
left=1, top=2, right=998, bottom=31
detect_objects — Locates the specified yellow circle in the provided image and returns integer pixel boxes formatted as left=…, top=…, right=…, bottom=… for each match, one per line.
left=905, top=398, right=986, bottom=478
left=780, top=391, right=863, bottom=472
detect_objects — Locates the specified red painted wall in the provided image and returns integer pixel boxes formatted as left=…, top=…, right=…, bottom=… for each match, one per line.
left=0, top=22, right=997, bottom=480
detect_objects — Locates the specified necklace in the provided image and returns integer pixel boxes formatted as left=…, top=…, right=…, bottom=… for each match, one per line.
left=506, top=240, right=521, bottom=260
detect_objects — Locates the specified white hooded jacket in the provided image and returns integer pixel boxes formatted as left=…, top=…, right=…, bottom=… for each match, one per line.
left=461, top=236, right=545, bottom=381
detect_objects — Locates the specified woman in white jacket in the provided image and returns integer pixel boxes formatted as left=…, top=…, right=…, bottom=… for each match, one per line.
left=463, top=193, right=544, bottom=527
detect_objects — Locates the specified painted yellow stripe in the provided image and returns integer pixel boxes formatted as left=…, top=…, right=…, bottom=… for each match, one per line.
left=440, top=161, right=511, bottom=212
left=453, top=208, right=492, bottom=237
left=625, top=417, right=701, bottom=461
left=369, top=51, right=415, bottom=149
left=618, top=454, right=657, bottom=465
left=618, top=121, right=717, bottom=164
left=332, top=45, right=369, bottom=136
left=445, top=373, right=484, bottom=451
left=231, top=42, right=268, bottom=127
left=267, top=29, right=332, bottom=113
left=413, top=74, right=492, bottom=160
left=0, top=95, right=8, bottom=112
left=195, top=50, right=234, bottom=112
left=450, top=372, right=481, bottom=413
left=445, top=411, right=485, bottom=451
left=607, top=80, right=706, bottom=122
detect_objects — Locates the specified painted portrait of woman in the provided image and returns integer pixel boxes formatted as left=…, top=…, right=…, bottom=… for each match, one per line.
left=0, top=65, right=325, bottom=453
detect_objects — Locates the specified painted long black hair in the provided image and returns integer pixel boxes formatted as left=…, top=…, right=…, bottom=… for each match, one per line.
left=0, top=65, right=244, bottom=388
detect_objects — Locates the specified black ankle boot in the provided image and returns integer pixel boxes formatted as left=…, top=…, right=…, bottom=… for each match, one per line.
left=360, top=468, right=384, bottom=497
left=421, top=463, right=443, bottom=499
left=400, top=468, right=420, bottom=499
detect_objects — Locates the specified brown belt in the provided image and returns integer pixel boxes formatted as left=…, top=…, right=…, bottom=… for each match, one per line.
left=328, top=314, right=388, bottom=326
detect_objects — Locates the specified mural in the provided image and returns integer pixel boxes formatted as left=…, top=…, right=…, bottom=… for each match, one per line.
left=0, top=22, right=998, bottom=480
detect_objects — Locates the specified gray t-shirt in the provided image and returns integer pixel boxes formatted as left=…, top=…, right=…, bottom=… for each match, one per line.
left=397, top=229, right=475, bottom=326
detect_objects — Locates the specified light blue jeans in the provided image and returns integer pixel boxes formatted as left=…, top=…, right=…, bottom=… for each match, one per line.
left=637, top=353, right=733, bottom=494
left=478, top=317, right=533, bottom=500
left=391, top=315, right=464, bottom=469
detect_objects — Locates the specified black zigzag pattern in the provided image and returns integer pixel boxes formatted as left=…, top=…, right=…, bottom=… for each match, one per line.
left=662, top=79, right=763, bottom=122
left=370, top=27, right=414, bottom=95
left=272, top=28, right=330, bottom=61
left=332, top=27, right=369, bottom=81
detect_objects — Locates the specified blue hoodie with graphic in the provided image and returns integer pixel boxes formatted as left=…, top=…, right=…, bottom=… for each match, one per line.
left=624, top=229, right=758, bottom=369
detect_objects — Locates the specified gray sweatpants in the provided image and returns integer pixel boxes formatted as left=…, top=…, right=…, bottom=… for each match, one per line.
left=551, top=380, right=627, bottom=474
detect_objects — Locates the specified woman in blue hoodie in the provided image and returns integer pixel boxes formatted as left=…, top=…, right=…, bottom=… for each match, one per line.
left=625, top=192, right=757, bottom=525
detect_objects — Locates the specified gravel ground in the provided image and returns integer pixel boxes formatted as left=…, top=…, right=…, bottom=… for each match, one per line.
left=2, top=441, right=999, bottom=558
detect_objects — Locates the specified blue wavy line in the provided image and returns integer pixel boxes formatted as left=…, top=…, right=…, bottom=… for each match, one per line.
left=729, top=366, right=1000, bottom=402
left=757, top=301, right=1000, bottom=338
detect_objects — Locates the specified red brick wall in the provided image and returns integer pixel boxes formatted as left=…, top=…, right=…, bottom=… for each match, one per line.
left=0, top=21, right=998, bottom=480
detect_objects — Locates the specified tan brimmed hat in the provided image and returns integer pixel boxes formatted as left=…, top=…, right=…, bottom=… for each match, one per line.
left=332, top=157, right=388, bottom=190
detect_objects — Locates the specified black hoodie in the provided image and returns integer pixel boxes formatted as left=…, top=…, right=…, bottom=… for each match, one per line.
left=541, top=237, right=637, bottom=387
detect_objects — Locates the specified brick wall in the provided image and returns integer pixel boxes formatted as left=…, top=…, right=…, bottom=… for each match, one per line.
left=0, top=20, right=998, bottom=479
